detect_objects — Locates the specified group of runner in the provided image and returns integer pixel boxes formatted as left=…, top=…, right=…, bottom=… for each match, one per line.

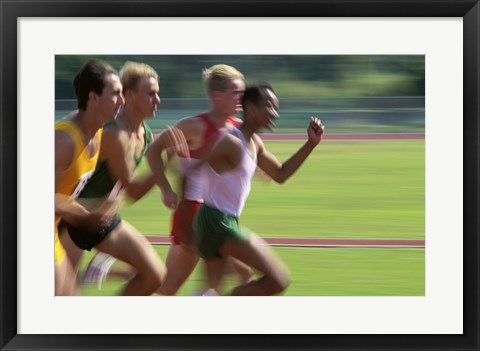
left=54, top=59, right=325, bottom=296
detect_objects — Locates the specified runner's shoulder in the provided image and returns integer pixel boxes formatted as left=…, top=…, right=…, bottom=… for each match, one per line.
left=252, top=133, right=265, bottom=150
left=55, top=128, right=76, bottom=152
left=175, top=113, right=207, bottom=135
left=102, top=121, right=128, bottom=146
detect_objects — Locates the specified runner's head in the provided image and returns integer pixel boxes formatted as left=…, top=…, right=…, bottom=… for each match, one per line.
left=202, top=64, right=245, bottom=115
left=74, top=60, right=120, bottom=110
left=73, top=60, right=124, bottom=121
left=242, top=84, right=279, bottom=131
left=119, top=61, right=160, bottom=118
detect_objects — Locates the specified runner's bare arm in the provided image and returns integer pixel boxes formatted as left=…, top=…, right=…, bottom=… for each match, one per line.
left=124, top=130, right=158, bottom=201
left=183, top=134, right=241, bottom=189
left=146, top=123, right=190, bottom=208
left=206, top=134, right=242, bottom=173
left=146, top=118, right=199, bottom=208
left=255, top=117, right=324, bottom=184
left=96, top=126, right=155, bottom=202
left=54, top=130, right=111, bottom=230
left=55, top=130, right=75, bottom=190
left=55, top=131, right=89, bottom=223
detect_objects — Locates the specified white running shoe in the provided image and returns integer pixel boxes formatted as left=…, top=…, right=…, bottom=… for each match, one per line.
left=81, top=252, right=117, bottom=290
left=201, top=288, right=219, bottom=296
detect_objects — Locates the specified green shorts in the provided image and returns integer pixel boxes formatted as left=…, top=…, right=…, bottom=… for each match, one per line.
left=193, top=204, right=250, bottom=258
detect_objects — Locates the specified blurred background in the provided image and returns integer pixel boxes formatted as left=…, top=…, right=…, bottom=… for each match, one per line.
left=55, top=55, right=424, bottom=133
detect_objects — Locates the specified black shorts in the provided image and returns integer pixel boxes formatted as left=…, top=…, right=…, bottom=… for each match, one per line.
left=67, top=215, right=121, bottom=251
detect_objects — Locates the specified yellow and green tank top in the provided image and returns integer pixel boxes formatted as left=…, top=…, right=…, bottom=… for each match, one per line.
left=54, top=120, right=102, bottom=263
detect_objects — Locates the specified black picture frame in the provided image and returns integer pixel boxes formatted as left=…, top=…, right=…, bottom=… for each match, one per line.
left=1, top=1, right=478, bottom=350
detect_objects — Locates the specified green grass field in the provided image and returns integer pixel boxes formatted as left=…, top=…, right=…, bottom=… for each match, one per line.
left=78, top=139, right=425, bottom=296
left=80, top=246, right=424, bottom=296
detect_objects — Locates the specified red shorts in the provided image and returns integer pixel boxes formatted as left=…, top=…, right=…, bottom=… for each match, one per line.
left=170, top=200, right=203, bottom=245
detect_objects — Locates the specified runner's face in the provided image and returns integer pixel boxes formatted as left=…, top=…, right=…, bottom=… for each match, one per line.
left=254, top=89, right=279, bottom=131
left=131, top=76, right=160, bottom=119
left=96, top=73, right=124, bottom=121
left=214, top=79, right=245, bottom=115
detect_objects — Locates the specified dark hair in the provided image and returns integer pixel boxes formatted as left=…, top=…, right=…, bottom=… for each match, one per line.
left=241, top=83, right=274, bottom=110
left=73, top=60, right=118, bottom=110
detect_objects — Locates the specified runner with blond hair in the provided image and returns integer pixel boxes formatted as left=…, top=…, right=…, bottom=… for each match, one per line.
left=61, top=61, right=188, bottom=295
left=147, top=64, right=253, bottom=295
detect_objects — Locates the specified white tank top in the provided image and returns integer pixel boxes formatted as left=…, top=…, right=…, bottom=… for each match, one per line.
left=178, top=114, right=240, bottom=202
left=178, top=157, right=204, bottom=202
left=202, top=128, right=257, bottom=217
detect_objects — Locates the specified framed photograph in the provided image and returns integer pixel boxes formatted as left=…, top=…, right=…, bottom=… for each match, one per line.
left=2, top=1, right=478, bottom=350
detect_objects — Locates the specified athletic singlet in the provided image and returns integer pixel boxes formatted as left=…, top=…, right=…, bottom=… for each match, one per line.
left=54, top=120, right=102, bottom=263
left=202, top=128, right=257, bottom=217
left=178, top=113, right=241, bottom=202
left=78, top=120, right=152, bottom=199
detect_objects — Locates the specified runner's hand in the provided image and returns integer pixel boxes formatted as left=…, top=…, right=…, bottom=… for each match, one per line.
left=161, top=185, right=178, bottom=209
left=164, top=126, right=190, bottom=158
left=307, top=116, right=325, bottom=145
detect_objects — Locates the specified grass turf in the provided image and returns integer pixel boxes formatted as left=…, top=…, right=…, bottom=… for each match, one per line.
left=79, top=245, right=424, bottom=296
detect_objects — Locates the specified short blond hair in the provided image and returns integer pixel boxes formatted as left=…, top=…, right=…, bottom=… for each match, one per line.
left=119, top=61, right=159, bottom=92
left=202, top=64, right=244, bottom=95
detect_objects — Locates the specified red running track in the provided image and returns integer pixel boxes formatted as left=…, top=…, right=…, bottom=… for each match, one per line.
left=146, top=235, right=424, bottom=248
left=259, top=133, right=425, bottom=141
